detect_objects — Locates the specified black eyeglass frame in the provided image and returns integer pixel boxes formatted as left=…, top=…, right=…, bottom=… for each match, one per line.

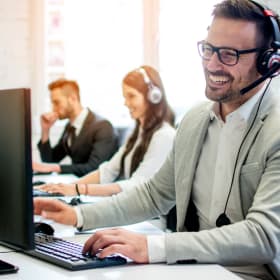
left=197, top=40, right=264, bottom=66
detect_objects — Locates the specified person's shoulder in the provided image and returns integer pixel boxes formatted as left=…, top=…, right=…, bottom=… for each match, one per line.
left=151, top=122, right=176, bottom=143
left=174, top=101, right=213, bottom=138
left=263, top=94, right=280, bottom=129
left=260, top=86, right=280, bottom=121
left=87, top=110, right=113, bottom=126
left=257, top=94, right=280, bottom=150
left=179, top=101, right=212, bottom=124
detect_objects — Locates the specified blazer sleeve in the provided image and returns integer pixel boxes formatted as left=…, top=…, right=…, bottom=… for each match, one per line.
left=37, top=132, right=67, bottom=163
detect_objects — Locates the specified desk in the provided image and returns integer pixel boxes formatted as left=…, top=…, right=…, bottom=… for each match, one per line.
left=0, top=221, right=242, bottom=280
left=0, top=257, right=242, bottom=280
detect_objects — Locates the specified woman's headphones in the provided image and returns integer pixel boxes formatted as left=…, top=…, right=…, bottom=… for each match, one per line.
left=137, top=67, right=163, bottom=104
left=250, top=0, right=280, bottom=76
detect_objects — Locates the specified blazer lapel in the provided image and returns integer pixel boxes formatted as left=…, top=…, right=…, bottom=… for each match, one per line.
left=71, top=110, right=95, bottom=151
left=175, top=104, right=213, bottom=230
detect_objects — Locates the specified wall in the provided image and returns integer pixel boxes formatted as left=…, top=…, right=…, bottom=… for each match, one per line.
left=0, top=0, right=31, bottom=89
left=0, top=0, right=43, bottom=161
left=0, top=0, right=45, bottom=123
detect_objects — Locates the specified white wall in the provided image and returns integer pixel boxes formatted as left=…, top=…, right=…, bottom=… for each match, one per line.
left=0, top=0, right=45, bottom=126
left=0, top=0, right=31, bottom=88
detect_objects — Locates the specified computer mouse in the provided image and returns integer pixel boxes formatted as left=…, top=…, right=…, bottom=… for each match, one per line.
left=34, top=222, right=55, bottom=236
left=69, top=197, right=82, bottom=206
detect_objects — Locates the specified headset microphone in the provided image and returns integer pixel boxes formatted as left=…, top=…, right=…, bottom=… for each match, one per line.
left=240, top=62, right=280, bottom=95
left=216, top=213, right=231, bottom=227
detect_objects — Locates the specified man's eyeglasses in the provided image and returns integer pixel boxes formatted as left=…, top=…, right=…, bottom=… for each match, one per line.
left=197, top=40, right=263, bottom=66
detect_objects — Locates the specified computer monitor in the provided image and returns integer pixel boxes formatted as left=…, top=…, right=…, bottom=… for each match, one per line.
left=0, top=88, right=34, bottom=250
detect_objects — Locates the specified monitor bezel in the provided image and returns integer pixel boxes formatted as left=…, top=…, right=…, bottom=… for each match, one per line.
left=0, top=88, right=34, bottom=251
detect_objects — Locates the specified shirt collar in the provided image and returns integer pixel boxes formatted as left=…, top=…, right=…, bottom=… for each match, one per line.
left=71, top=108, right=88, bottom=135
left=209, top=83, right=268, bottom=123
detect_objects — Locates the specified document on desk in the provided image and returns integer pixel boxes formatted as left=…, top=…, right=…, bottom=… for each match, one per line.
left=75, top=221, right=164, bottom=236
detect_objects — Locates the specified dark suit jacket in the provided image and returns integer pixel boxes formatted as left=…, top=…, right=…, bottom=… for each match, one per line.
left=38, top=110, right=118, bottom=177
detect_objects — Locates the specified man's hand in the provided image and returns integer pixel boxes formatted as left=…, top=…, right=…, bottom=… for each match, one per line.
left=40, top=112, right=58, bottom=131
left=40, top=112, right=58, bottom=142
left=33, top=162, right=61, bottom=173
left=36, top=183, right=77, bottom=196
left=34, top=198, right=77, bottom=226
left=82, top=228, right=149, bottom=263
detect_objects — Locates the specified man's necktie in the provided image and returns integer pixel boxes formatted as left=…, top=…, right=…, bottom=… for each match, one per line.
left=63, top=125, right=76, bottom=154
left=68, top=126, right=76, bottom=146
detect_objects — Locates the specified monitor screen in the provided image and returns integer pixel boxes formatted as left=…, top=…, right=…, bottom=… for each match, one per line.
left=0, top=88, right=34, bottom=250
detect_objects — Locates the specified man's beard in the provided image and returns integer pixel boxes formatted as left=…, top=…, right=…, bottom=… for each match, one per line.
left=204, top=64, right=260, bottom=103
left=205, top=84, right=241, bottom=103
left=58, top=107, right=73, bottom=120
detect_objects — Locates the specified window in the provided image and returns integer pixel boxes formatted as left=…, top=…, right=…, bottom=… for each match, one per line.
left=44, top=0, right=143, bottom=128
left=159, top=0, right=220, bottom=121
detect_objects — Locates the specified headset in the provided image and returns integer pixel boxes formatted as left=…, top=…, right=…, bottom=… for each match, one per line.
left=252, top=0, right=280, bottom=75
left=137, top=67, right=163, bottom=104
left=217, top=1, right=280, bottom=227
left=241, top=0, right=280, bottom=95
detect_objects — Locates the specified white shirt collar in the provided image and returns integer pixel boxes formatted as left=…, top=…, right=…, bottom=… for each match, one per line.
left=71, top=108, right=89, bottom=135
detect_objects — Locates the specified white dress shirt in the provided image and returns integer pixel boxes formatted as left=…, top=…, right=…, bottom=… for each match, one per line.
left=71, top=107, right=89, bottom=136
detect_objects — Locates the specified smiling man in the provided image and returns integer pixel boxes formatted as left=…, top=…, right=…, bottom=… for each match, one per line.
left=34, top=1, right=280, bottom=279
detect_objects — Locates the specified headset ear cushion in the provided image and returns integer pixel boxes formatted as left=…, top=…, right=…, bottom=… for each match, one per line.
left=257, top=49, right=277, bottom=75
left=148, top=86, right=162, bottom=104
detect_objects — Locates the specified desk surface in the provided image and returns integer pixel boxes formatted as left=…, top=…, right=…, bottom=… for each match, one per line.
left=0, top=255, right=242, bottom=280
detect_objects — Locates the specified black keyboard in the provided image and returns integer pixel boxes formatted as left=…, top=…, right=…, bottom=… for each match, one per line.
left=27, top=234, right=127, bottom=270
left=32, top=180, right=46, bottom=186
left=33, top=189, right=64, bottom=197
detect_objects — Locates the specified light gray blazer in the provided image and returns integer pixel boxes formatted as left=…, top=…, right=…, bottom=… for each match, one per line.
left=79, top=87, right=280, bottom=279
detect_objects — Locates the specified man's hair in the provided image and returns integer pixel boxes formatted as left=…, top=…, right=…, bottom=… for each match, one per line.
left=212, top=0, right=280, bottom=49
left=48, top=78, right=80, bottom=101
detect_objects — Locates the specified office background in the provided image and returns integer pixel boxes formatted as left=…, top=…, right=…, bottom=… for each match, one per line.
left=0, top=0, right=279, bottom=161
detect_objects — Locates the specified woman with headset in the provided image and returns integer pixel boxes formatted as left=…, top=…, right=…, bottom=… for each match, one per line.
left=36, top=65, right=176, bottom=197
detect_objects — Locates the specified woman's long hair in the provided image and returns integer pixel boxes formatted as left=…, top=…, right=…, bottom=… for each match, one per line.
left=119, top=65, right=175, bottom=177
